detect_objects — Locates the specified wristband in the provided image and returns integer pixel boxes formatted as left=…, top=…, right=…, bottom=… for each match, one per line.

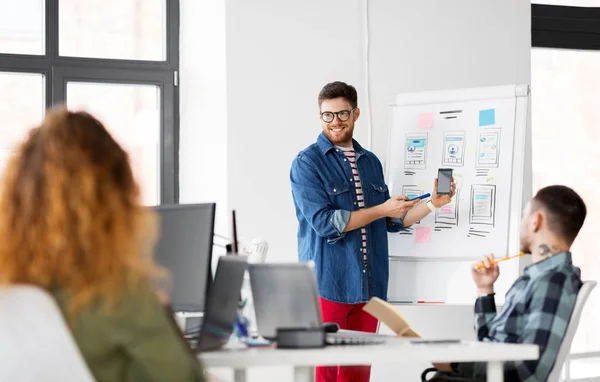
left=426, top=200, right=438, bottom=212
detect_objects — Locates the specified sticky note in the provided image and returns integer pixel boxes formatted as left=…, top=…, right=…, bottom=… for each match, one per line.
left=415, top=226, right=431, bottom=243
left=479, top=109, right=495, bottom=126
left=418, top=113, right=434, bottom=128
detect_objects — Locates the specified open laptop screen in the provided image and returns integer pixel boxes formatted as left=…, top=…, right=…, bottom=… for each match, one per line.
left=249, top=263, right=322, bottom=340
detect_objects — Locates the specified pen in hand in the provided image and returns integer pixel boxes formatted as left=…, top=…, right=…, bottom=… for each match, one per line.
left=476, top=252, right=526, bottom=269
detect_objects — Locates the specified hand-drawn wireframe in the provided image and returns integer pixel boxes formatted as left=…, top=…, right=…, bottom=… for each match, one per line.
left=467, top=227, right=491, bottom=238
left=435, top=189, right=459, bottom=226
left=469, top=184, right=496, bottom=226
left=404, top=133, right=428, bottom=170
left=476, top=130, right=501, bottom=168
left=402, top=185, right=423, bottom=200
left=442, top=131, right=466, bottom=167
left=475, top=168, right=490, bottom=178
left=402, top=185, right=424, bottom=224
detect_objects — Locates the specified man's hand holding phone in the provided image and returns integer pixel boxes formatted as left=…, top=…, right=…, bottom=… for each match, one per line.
left=431, top=178, right=456, bottom=208
left=382, top=195, right=419, bottom=219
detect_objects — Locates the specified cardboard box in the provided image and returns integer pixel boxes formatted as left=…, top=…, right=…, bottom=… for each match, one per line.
left=363, top=297, right=420, bottom=337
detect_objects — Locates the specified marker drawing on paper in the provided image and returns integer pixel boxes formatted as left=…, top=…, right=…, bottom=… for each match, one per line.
left=404, top=133, right=428, bottom=170
left=476, top=130, right=501, bottom=168
left=435, top=189, right=459, bottom=226
left=469, top=184, right=496, bottom=227
left=442, top=131, right=466, bottom=167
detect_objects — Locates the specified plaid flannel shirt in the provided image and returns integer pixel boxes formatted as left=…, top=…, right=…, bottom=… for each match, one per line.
left=457, top=252, right=582, bottom=382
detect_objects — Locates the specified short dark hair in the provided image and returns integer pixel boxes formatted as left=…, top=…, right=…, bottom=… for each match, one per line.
left=532, top=185, right=586, bottom=245
left=318, top=81, right=358, bottom=109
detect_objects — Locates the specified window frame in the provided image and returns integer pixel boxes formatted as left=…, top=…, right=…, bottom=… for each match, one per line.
left=531, top=2, right=600, bottom=374
left=0, top=0, right=180, bottom=204
left=532, top=3, right=600, bottom=50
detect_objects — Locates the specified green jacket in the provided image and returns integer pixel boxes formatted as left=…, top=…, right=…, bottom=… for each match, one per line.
left=53, top=285, right=206, bottom=382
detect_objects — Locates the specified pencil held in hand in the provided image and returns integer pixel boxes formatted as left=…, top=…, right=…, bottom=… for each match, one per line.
left=476, top=252, right=526, bottom=269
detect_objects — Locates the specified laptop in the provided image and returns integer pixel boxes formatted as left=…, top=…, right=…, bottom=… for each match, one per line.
left=182, top=255, right=247, bottom=352
left=249, top=262, right=389, bottom=345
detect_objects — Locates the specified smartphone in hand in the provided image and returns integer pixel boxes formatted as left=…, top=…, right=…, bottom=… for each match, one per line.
left=437, top=168, right=453, bottom=195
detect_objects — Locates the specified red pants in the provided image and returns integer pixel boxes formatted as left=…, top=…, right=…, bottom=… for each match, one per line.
left=316, top=297, right=379, bottom=382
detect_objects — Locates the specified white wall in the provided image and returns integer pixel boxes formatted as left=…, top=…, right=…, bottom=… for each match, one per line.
left=180, top=0, right=228, bottom=239
left=181, top=0, right=531, bottom=380
left=369, top=0, right=531, bottom=161
left=218, top=0, right=531, bottom=263
left=224, top=0, right=368, bottom=259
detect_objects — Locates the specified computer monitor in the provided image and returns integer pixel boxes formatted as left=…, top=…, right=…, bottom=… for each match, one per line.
left=226, top=209, right=239, bottom=255
left=152, top=203, right=215, bottom=312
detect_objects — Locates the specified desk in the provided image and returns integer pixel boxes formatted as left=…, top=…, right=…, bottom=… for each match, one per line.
left=199, top=338, right=538, bottom=382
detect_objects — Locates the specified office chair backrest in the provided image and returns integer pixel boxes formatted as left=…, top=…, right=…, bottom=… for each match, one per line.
left=547, top=280, right=597, bottom=382
left=0, top=285, right=95, bottom=382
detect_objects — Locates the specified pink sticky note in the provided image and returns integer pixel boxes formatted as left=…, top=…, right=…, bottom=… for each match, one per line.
left=418, top=113, right=434, bottom=128
left=440, top=206, right=452, bottom=214
left=415, top=226, right=432, bottom=243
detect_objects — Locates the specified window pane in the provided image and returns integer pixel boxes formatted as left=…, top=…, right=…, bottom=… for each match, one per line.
left=66, top=82, right=161, bottom=205
left=532, top=48, right=600, bottom=354
left=0, top=0, right=44, bottom=55
left=59, top=0, right=166, bottom=61
left=0, top=72, right=45, bottom=174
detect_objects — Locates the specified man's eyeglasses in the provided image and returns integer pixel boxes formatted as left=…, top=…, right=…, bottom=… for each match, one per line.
left=320, top=109, right=356, bottom=123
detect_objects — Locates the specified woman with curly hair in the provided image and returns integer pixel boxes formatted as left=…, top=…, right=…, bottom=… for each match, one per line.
left=0, top=108, right=205, bottom=382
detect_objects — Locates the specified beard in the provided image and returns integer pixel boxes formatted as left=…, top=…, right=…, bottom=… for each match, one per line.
left=324, top=123, right=354, bottom=146
left=519, top=235, right=531, bottom=254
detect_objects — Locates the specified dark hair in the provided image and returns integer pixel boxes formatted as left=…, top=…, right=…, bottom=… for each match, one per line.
left=532, top=185, right=586, bottom=245
left=318, top=81, right=358, bottom=109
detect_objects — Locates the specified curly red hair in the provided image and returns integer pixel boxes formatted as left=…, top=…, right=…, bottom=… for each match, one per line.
left=0, top=107, right=163, bottom=316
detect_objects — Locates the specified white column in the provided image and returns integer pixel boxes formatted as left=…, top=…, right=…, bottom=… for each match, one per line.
left=233, top=369, right=247, bottom=382
left=294, top=366, right=315, bottom=382
left=486, top=361, right=503, bottom=382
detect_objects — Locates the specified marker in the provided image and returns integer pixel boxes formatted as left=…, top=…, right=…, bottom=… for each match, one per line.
left=409, top=193, right=431, bottom=201
left=476, top=252, right=526, bottom=269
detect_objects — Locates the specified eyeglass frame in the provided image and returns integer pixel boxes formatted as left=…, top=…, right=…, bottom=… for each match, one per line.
left=319, top=108, right=357, bottom=123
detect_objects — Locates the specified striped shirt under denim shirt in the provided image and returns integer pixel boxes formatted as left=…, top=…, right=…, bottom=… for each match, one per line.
left=455, top=252, right=582, bottom=382
left=337, top=145, right=368, bottom=268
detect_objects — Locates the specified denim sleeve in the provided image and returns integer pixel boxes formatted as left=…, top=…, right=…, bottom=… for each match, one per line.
left=290, top=155, right=350, bottom=242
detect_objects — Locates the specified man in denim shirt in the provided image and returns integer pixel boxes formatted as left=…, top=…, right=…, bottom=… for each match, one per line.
left=290, top=81, right=455, bottom=382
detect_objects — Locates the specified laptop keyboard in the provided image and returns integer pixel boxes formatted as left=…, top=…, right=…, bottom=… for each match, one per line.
left=325, top=331, right=388, bottom=346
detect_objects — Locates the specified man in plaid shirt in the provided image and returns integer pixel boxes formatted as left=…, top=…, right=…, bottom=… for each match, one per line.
left=433, top=185, right=586, bottom=382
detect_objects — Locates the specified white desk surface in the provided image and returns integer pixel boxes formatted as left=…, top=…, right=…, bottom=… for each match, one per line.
left=199, top=338, right=538, bottom=368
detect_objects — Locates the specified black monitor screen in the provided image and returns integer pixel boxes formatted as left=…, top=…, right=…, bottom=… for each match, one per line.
left=152, top=203, right=215, bottom=312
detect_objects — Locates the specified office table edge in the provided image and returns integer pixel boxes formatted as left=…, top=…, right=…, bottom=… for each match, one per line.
left=199, top=342, right=539, bottom=368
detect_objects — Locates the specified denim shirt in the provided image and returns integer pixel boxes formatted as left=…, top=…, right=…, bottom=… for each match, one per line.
left=290, top=133, right=404, bottom=304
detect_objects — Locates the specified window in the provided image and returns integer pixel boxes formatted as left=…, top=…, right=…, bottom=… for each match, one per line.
left=531, top=48, right=600, bottom=355
left=67, top=82, right=162, bottom=205
left=532, top=2, right=600, bottom=379
left=0, top=0, right=179, bottom=205
left=0, top=0, right=45, bottom=55
left=58, top=0, right=166, bottom=60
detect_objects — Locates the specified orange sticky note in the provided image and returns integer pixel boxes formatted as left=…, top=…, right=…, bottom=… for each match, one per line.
left=415, top=226, right=431, bottom=243
left=418, top=113, right=434, bottom=128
